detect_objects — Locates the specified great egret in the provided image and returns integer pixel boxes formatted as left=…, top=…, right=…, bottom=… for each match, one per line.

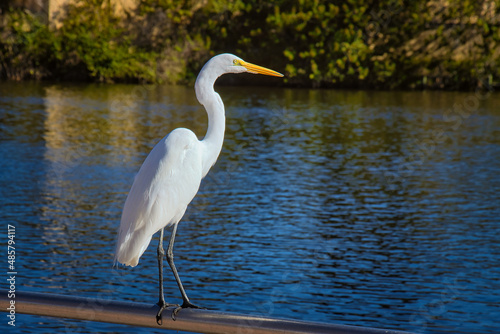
left=114, top=53, right=283, bottom=324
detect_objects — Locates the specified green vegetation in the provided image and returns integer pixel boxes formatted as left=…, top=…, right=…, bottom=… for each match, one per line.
left=0, top=1, right=155, bottom=82
left=0, top=0, right=499, bottom=89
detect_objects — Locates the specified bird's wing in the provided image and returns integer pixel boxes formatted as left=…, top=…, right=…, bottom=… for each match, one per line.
left=115, top=128, right=203, bottom=266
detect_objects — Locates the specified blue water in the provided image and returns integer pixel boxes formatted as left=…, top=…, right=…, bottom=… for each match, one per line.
left=1, top=82, right=499, bottom=333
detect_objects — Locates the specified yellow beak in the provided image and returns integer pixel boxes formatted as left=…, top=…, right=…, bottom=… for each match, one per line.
left=240, top=60, right=284, bottom=77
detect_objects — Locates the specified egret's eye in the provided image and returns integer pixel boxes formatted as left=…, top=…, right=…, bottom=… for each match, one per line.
left=233, top=59, right=240, bottom=65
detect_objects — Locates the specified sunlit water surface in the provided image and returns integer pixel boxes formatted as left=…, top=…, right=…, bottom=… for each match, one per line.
left=1, top=81, right=499, bottom=333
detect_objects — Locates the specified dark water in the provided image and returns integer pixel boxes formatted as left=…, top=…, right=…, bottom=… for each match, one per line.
left=1, top=81, right=499, bottom=333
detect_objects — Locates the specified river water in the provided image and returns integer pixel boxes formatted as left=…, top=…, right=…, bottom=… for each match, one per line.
left=1, top=81, right=499, bottom=333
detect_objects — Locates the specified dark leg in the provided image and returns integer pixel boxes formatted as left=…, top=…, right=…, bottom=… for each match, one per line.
left=166, top=222, right=203, bottom=320
left=156, top=228, right=178, bottom=325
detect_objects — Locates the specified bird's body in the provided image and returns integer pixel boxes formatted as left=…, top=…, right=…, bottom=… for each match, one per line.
left=115, top=128, right=203, bottom=266
left=114, top=53, right=282, bottom=322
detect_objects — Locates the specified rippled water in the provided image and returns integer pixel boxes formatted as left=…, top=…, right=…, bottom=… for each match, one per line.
left=1, top=81, right=499, bottom=333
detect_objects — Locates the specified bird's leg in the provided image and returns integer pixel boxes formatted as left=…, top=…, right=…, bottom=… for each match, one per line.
left=167, top=222, right=203, bottom=320
left=156, top=228, right=178, bottom=325
left=157, top=228, right=166, bottom=307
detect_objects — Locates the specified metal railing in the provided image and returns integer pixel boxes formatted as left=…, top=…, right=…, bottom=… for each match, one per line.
left=1, top=291, right=414, bottom=334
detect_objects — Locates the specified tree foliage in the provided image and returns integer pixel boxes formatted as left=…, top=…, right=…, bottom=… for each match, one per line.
left=0, top=0, right=499, bottom=89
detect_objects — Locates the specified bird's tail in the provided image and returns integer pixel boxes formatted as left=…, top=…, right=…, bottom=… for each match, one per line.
left=114, top=227, right=152, bottom=267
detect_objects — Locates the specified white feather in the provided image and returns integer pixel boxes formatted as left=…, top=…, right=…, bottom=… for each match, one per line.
left=114, top=129, right=202, bottom=266
left=114, top=53, right=282, bottom=270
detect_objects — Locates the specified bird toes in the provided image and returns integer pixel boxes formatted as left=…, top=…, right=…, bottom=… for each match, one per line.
left=156, top=302, right=179, bottom=325
left=171, top=301, right=205, bottom=321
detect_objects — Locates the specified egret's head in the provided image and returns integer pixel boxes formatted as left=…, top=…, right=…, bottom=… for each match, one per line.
left=196, top=54, right=283, bottom=105
left=209, top=53, right=284, bottom=77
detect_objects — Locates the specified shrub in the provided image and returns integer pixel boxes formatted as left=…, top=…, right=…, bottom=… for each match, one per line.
left=0, top=0, right=499, bottom=89
left=0, top=9, right=57, bottom=80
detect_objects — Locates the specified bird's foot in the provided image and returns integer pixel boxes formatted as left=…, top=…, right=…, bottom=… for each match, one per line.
left=156, top=301, right=179, bottom=325
left=171, top=301, right=204, bottom=321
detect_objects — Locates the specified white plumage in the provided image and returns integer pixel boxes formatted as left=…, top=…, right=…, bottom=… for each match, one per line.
left=113, top=53, right=283, bottom=322
left=115, top=128, right=203, bottom=266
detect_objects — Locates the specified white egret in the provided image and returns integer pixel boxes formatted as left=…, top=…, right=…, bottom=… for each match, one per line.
left=114, top=53, right=283, bottom=324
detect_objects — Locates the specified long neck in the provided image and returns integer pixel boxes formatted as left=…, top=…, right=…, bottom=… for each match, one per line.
left=195, top=70, right=226, bottom=178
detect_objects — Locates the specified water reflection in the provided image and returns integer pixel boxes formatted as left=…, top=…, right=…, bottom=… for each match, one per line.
left=0, top=81, right=499, bottom=333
